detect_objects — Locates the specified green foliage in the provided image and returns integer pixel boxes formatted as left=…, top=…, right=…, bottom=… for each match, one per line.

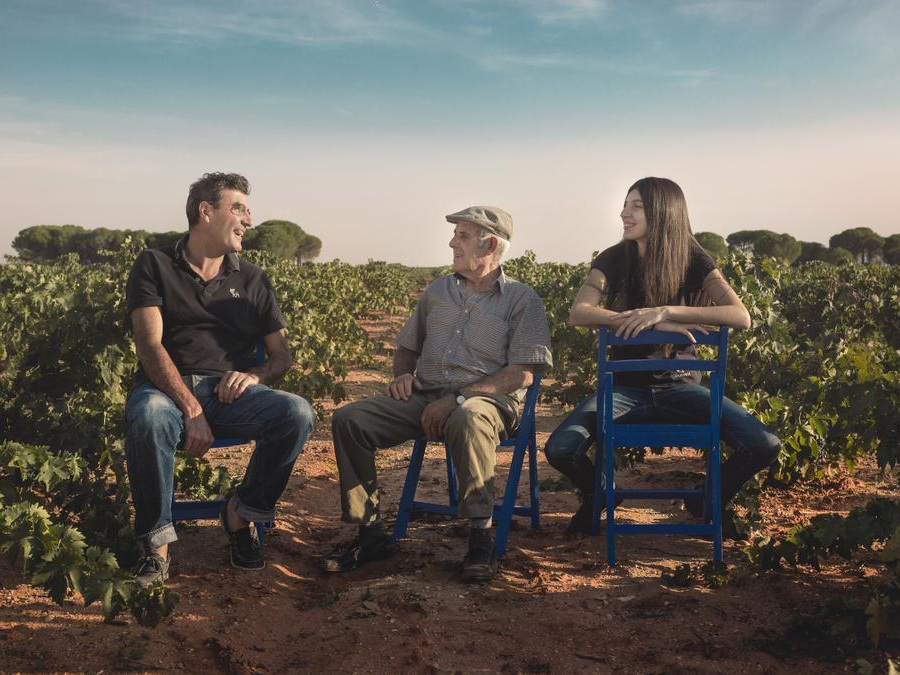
left=502, top=250, right=595, bottom=405
left=796, top=241, right=829, bottom=265
left=830, top=227, right=886, bottom=264
left=825, top=246, right=854, bottom=265
left=11, top=225, right=182, bottom=263
left=243, top=219, right=322, bottom=261
left=129, top=584, right=179, bottom=628
left=10, top=220, right=325, bottom=263
left=884, top=235, right=900, bottom=266
left=745, top=498, right=900, bottom=571
left=694, top=232, right=728, bottom=259
left=660, top=560, right=728, bottom=588
left=745, top=498, right=900, bottom=651
left=0, top=240, right=416, bottom=623
left=726, top=229, right=802, bottom=263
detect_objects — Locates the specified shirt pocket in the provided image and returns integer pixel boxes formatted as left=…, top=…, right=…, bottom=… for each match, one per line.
left=425, top=299, right=463, bottom=335
left=464, top=309, right=509, bottom=365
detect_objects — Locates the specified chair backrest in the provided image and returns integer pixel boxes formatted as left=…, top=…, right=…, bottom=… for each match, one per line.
left=597, top=327, right=729, bottom=449
left=255, top=339, right=265, bottom=365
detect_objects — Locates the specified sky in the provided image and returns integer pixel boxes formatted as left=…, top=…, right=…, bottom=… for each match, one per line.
left=1, top=0, right=898, bottom=265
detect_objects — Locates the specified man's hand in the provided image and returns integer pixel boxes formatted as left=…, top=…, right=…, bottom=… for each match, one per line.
left=420, top=395, right=457, bottom=440
left=609, top=307, right=669, bottom=339
left=387, top=373, right=422, bottom=401
left=214, top=370, right=261, bottom=404
left=183, top=409, right=214, bottom=458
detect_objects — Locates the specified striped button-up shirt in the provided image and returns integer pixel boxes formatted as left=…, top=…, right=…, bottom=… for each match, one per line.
left=397, top=269, right=553, bottom=403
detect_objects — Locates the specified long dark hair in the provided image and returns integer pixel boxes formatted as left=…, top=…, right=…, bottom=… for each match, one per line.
left=609, top=177, right=701, bottom=310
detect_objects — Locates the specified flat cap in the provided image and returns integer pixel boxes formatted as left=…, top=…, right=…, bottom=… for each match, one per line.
left=445, top=205, right=513, bottom=241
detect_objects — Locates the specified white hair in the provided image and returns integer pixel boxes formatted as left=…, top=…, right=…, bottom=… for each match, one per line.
left=477, top=229, right=510, bottom=261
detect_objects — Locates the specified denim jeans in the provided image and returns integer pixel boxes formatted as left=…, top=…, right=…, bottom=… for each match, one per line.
left=543, top=384, right=780, bottom=505
left=125, top=375, right=315, bottom=551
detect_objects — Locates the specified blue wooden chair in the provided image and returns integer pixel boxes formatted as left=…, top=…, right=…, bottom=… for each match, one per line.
left=171, top=341, right=271, bottom=544
left=595, top=327, right=729, bottom=564
left=392, top=376, right=542, bottom=557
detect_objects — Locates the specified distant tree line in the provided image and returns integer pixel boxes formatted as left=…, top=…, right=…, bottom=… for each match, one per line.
left=694, top=227, right=900, bottom=266
left=10, top=220, right=322, bottom=263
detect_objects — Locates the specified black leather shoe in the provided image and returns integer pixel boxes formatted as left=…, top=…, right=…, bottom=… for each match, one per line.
left=461, top=528, right=497, bottom=582
left=220, top=501, right=265, bottom=570
left=320, top=528, right=397, bottom=573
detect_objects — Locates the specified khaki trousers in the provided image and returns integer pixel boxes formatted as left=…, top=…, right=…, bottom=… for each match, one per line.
left=331, top=391, right=517, bottom=524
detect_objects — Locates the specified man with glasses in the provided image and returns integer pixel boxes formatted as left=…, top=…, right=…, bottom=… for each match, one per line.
left=124, top=172, right=314, bottom=585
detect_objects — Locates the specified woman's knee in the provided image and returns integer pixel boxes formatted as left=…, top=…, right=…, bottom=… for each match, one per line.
left=543, top=404, right=596, bottom=466
left=759, top=431, right=781, bottom=464
left=543, top=427, right=582, bottom=467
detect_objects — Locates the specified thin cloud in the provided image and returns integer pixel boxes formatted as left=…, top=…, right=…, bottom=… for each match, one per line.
left=674, top=0, right=777, bottom=24
left=78, top=0, right=660, bottom=78
left=89, top=0, right=439, bottom=46
left=505, top=0, right=609, bottom=25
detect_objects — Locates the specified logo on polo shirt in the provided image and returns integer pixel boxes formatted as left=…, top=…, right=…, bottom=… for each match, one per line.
left=229, top=288, right=240, bottom=298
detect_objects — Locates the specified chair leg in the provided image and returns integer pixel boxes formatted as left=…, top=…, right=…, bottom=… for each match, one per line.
left=528, top=432, right=540, bottom=530
left=393, top=439, right=428, bottom=542
left=444, top=444, right=459, bottom=507
left=591, top=455, right=604, bottom=536
left=711, top=442, right=723, bottom=563
left=495, top=439, right=528, bottom=557
left=605, top=399, right=616, bottom=567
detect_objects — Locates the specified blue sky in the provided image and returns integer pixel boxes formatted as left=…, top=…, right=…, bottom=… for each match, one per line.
left=1, top=0, right=898, bottom=264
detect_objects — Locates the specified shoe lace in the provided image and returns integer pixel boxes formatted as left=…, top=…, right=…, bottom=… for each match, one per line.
left=137, top=555, right=163, bottom=576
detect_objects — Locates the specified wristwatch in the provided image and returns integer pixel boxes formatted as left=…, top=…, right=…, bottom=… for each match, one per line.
left=453, top=389, right=466, bottom=405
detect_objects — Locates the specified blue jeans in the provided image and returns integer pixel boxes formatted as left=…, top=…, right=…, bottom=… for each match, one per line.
left=543, top=384, right=780, bottom=505
left=125, top=375, right=314, bottom=551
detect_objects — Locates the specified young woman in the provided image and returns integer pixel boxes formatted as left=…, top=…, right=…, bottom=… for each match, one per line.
left=544, top=177, right=780, bottom=534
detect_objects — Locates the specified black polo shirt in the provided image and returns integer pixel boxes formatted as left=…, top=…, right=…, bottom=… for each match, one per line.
left=126, top=235, right=286, bottom=383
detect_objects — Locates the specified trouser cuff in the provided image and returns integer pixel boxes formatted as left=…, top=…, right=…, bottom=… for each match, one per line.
left=232, top=491, right=275, bottom=523
left=138, top=522, right=178, bottom=552
left=458, top=494, right=494, bottom=520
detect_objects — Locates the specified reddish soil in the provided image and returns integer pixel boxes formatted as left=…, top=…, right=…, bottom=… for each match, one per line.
left=1, top=317, right=898, bottom=673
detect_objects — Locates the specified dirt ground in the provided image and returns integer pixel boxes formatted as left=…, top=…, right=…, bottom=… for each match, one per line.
left=2, top=318, right=898, bottom=673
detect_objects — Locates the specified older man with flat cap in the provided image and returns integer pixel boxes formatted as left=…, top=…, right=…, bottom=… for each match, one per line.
left=323, top=206, right=552, bottom=581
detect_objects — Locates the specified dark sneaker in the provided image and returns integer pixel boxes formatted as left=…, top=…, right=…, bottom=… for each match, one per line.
left=134, top=553, right=170, bottom=587
left=461, top=528, right=496, bottom=583
left=566, top=494, right=623, bottom=535
left=566, top=499, right=595, bottom=535
left=320, top=526, right=397, bottom=573
left=220, top=501, right=265, bottom=570
left=683, top=495, right=705, bottom=519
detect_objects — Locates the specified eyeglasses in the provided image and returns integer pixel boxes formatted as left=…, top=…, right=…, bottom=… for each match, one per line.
left=229, top=203, right=251, bottom=218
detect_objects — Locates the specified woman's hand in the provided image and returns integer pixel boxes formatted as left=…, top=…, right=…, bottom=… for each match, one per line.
left=653, top=320, right=709, bottom=343
left=609, top=307, right=669, bottom=339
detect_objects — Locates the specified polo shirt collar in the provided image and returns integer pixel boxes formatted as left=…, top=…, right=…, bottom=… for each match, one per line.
left=175, top=233, right=241, bottom=273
